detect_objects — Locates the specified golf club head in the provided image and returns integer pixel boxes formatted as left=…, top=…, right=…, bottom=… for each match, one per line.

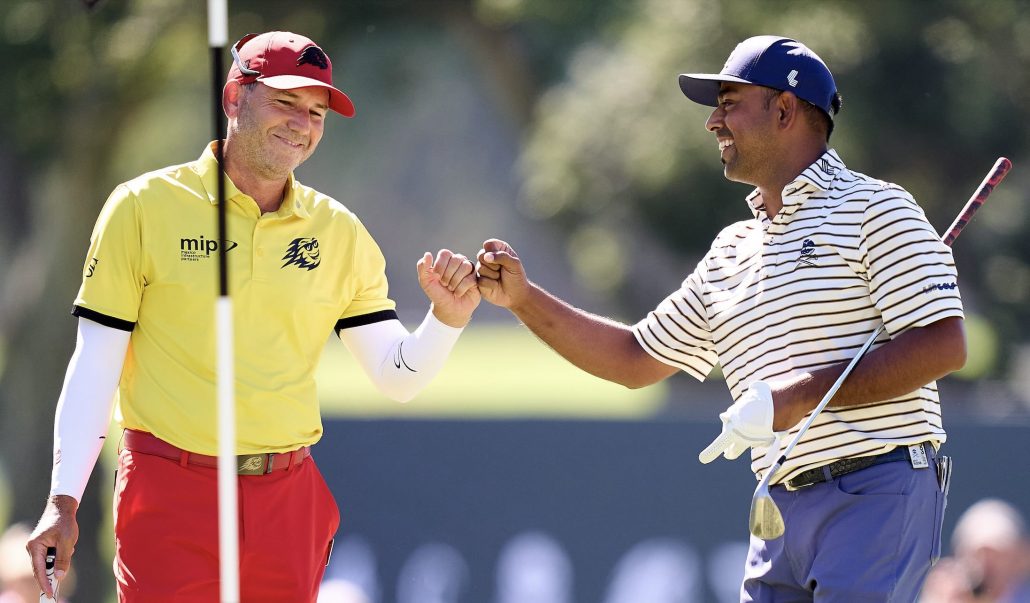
left=749, top=490, right=785, bottom=540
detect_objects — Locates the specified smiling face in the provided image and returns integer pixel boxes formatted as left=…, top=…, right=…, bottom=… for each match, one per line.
left=704, top=82, right=782, bottom=186
left=226, top=82, right=330, bottom=181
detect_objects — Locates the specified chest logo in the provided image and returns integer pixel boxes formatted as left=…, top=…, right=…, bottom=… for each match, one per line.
left=282, top=237, right=321, bottom=270
left=798, top=238, right=816, bottom=267
left=180, top=236, right=238, bottom=262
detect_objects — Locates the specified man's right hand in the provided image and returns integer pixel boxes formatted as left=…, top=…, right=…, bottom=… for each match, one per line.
left=476, top=239, right=531, bottom=309
left=27, top=494, right=79, bottom=599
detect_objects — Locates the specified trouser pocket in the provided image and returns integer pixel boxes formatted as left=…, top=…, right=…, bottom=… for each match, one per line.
left=930, top=456, right=952, bottom=565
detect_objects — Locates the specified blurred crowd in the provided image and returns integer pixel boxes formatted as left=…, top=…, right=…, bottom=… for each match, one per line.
left=2, top=498, right=1028, bottom=602
left=921, top=499, right=1030, bottom=603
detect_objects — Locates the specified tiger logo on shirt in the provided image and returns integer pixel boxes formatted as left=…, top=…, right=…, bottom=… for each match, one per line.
left=282, top=237, right=321, bottom=270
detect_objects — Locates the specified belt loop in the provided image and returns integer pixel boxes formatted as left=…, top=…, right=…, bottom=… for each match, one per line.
left=286, top=450, right=296, bottom=472
left=179, top=450, right=189, bottom=467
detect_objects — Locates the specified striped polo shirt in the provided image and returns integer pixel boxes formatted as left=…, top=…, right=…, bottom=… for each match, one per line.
left=632, top=150, right=964, bottom=484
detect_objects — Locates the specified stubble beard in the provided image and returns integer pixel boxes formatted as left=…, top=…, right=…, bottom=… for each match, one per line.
left=232, top=98, right=309, bottom=182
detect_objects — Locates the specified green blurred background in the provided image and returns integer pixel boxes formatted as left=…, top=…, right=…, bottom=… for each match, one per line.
left=1, top=0, right=1028, bottom=599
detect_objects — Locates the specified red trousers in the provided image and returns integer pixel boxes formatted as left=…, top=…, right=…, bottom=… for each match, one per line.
left=113, top=447, right=339, bottom=602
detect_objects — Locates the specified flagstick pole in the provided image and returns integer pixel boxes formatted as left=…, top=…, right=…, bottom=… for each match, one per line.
left=207, top=1, right=239, bottom=602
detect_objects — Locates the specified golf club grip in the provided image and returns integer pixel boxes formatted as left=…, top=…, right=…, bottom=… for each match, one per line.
left=768, top=157, right=1012, bottom=478
left=942, top=157, right=1011, bottom=247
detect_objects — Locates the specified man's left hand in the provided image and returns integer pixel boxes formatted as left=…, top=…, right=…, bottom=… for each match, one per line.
left=699, top=381, right=778, bottom=464
left=418, top=250, right=481, bottom=327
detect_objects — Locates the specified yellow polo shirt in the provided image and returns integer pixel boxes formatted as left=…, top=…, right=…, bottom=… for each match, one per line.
left=74, top=143, right=396, bottom=454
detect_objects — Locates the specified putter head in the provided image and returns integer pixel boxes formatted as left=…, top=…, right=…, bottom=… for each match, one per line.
left=749, top=488, right=785, bottom=540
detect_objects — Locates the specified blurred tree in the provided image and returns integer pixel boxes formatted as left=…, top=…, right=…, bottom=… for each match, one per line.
left=0, top=0, right=206, bottom=599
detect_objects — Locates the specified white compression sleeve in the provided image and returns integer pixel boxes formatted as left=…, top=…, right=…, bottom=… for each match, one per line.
left=337, top=311, right=464, bottom=402
left=50, top=318, right=130, bottom=501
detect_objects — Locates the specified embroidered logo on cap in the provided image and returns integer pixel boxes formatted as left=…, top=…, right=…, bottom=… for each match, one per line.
left=787, top=69, right=799, bottom=88
left=297, top=46, right=329, bottom=69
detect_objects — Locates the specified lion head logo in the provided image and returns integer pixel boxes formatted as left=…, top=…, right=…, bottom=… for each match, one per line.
left=282, top=237, right=321, bottom=270
left=297, top=46, right=329, bottom=70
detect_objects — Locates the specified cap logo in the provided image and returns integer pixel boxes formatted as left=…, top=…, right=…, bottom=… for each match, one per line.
left=787, top=70, right=799, bottom=88
left=297, top=46, right=329, bottom=70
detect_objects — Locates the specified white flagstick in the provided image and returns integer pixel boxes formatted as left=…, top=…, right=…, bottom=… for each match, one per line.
left=207, top=1, right=239, bottom=602
left=216, top=297, right=238, bottom=603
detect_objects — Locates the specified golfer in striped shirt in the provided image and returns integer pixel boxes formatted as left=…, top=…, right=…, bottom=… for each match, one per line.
left=477, top=35, right=964, bottom=601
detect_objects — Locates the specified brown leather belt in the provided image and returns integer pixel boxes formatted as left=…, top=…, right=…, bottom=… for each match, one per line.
left=784, top=442, right=932, bottom=490
left=122, top=429, right=311, bottom=476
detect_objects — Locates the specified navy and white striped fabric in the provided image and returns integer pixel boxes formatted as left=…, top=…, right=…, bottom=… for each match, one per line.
left=632, top=150, right=964, bottom=484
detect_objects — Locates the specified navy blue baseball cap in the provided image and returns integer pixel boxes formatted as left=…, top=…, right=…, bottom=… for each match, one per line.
left=679, top=36, right=842, bottom=118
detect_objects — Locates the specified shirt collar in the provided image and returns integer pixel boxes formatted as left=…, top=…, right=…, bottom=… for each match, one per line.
left=193, top=141, right=311, bottom=219
left=744, top=149, right=846, bottom=219
left=278, top=179, right=310, bottom=219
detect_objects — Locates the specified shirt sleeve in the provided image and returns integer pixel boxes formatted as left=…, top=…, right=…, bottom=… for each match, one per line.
left=860, top=187, right=964, bottom=336
left=631, top=260, right=719, bottom=381
left=73, top=184, right=145, bottom=328
left=336, top=218, right=397, bottom=327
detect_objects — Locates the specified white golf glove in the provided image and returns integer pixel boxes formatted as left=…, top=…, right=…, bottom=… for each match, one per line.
left=699, top=381, right=778, bottom=464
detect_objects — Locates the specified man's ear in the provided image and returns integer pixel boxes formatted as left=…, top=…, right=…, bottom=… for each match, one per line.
left=776, top=91, right=799, bottom=129
left=223, top=81, right=242, bottom=118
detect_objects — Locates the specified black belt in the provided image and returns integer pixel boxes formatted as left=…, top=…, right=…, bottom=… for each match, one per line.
left=784, top=443, right=932, bottom=490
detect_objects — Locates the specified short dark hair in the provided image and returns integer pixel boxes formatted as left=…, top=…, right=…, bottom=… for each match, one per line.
left=761, top=87, right=835, bottom=141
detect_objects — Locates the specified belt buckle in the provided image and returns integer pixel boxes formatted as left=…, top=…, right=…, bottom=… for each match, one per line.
left=237, top=454, right=267, bottom=475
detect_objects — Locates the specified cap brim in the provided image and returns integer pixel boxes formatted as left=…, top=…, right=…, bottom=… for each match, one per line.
left=678, top=73, right=752, bottom=107
left=258, top=75, right=356, bottom=118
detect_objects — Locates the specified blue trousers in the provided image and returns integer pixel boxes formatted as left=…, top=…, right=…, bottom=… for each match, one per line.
left=742, top=447, right=947, bottom=602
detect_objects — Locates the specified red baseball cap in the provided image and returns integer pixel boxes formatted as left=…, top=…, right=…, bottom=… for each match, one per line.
left=227, top=31, right=355, bottom=118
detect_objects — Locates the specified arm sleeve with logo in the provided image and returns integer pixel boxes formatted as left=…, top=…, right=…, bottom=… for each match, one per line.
left=860, top=188, right=964, bottom=336
left=337, top=312, right=463, bottom=402
left=50, top=318, right=131, bottom=501
left=73, top=184, right=145, bottom=328
left=631, top=259, right=718, bottom=381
